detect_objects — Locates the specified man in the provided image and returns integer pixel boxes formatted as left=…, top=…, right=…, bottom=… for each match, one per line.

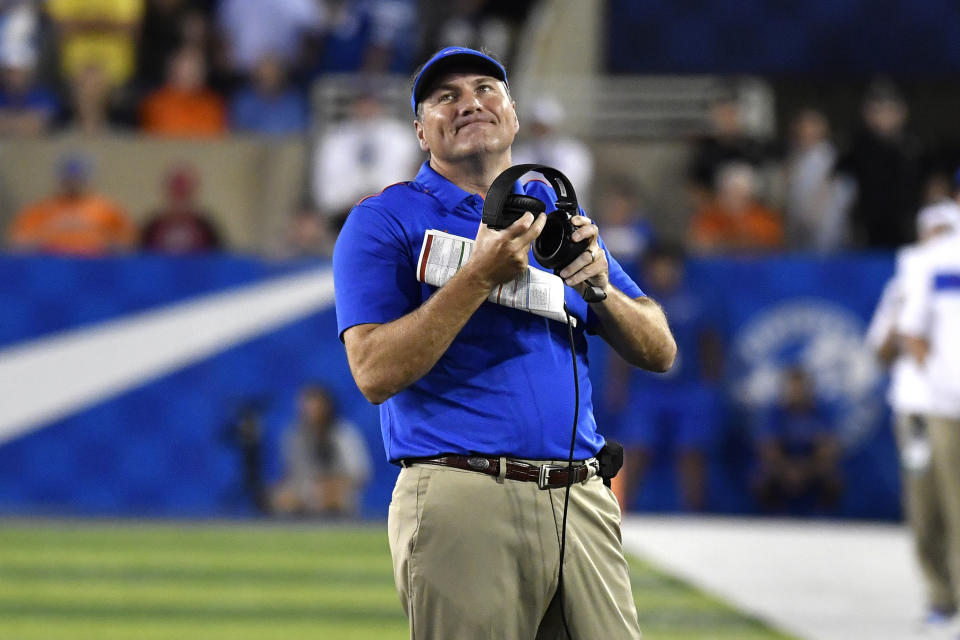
left=687, top=161, right=784, bottom=253
left=781, top=108, right=850, bottom=251
left=0, top=49, right=60, bottom=136
left=607, top=244, right=723, bottom=512
left=270, top=384, right=371, bottom=517
left=834, top=79, right=923, bottom=249
left=139, top=45, right=226, bottom=137
left=334, top=47, right=675, bottom=639
left=228, top=54, right=308, bottom=135
left=140, top=164, right=224, bottom=254
left=312, top=91, right=419, bottom=223
left=686, top=88, right=773, bottom=212
left=896, top=200, right=960, bottom=632
left=7, top=153, right=136, bottom=255
left=752, top=366, right=842, bottom=514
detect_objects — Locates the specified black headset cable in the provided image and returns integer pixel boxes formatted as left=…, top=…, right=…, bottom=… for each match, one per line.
left=556, top=305, right=581, bottom=640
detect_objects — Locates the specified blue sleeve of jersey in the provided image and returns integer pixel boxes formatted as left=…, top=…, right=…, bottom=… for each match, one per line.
left=333, top=203, right=421, bottom=341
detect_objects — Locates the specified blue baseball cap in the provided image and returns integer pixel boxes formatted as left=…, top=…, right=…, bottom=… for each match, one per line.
left=411, top=47, right=508, bottom=115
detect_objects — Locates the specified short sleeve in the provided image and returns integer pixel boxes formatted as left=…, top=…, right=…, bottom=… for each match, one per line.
left=864, top=276, right=900, bottom=350
left=333, top=203, right=421, bottom=341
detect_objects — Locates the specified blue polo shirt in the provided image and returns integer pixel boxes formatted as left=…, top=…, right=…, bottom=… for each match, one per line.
left=334, top=161, right=644, bottom=463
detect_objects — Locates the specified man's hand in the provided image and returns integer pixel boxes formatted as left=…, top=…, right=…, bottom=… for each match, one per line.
left=557, top=215, right=609, bottom=296
left=466, top=212, right=547, bottom=289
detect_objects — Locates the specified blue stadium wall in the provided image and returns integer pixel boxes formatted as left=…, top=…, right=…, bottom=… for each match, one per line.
left=0, top=254, right=898, bottom=519
left=608, top=0, right=960, bottom=74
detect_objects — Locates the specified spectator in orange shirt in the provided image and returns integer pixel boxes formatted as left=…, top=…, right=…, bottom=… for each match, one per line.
left=140, top=45, right=226, bottom=137
left=688, top=162, right=784, bottom=253
left=7, top=154, right=136, bottom=255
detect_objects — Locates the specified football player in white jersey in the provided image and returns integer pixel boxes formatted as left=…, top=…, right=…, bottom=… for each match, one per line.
left=886, top=199, right=960, bottom=631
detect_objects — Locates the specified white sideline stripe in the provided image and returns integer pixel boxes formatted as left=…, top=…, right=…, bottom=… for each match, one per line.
left=0, top=268, right=335, bottom=445
left=621, top=516, right=925, bottom=640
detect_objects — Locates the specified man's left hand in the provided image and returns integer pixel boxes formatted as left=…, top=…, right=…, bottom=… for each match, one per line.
left=557, top=215, right=609, bottom=298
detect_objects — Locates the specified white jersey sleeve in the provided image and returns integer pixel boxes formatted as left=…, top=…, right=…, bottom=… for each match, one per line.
left=865, top=275, right=901, bottom=351
left=897, top=245, right=933, bottom=338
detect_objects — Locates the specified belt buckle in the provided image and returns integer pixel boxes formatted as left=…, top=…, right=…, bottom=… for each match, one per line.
left=538, top=464, right=566, bottom=490
left=586, top=459, right=599, bottom=482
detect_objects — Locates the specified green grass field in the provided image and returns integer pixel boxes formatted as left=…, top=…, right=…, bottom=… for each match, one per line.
left=0, top=520, right=795, bottom=640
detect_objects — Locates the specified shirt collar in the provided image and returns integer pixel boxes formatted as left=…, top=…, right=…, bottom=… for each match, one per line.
left=413, top=160, right=525, bottom=213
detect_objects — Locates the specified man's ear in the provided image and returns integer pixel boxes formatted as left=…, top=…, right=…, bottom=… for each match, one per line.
left=414, top=120, right=429, bottom=152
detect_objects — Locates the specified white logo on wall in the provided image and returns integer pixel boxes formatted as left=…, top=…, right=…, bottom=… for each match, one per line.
left=732, top=298, right=883, bottom=450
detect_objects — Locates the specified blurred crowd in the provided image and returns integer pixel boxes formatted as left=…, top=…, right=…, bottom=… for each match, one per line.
left=0, top=0, right=538, bottom=137
left=269, top=383, right=371, bottom=518
left=682, top=79, right=947, bottom=254
left=0, top=0, right=541, bottom=255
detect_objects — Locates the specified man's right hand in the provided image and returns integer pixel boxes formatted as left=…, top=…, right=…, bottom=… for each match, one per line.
left=466, top=212, right=547, bottom=289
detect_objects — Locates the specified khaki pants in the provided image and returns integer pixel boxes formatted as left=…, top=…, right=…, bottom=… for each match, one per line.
left=896, top=413, right=960, bottom=612
left=387, top=461, right=642, bottom=639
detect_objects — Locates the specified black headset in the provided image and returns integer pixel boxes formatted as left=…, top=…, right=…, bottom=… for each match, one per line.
left=481, top=164, right=606, bottom=303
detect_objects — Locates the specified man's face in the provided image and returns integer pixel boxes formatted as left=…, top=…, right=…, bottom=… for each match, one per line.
left=414, top=72, right=519, bottom=163
left=864, top=99, right=906, bottom=138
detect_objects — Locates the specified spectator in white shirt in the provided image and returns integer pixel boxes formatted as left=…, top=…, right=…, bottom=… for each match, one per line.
left=782, top=108, right=853, bottom=251
left=311, top=92, right=420, bottom=223
left=270, top=383, right=372, bottom=517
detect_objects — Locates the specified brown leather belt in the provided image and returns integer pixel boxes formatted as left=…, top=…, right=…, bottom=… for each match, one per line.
left=402, top=455, right=598, bottom=489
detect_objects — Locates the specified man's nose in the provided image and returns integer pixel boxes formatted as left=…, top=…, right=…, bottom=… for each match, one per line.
left=457, top=92, right=483, bottom=114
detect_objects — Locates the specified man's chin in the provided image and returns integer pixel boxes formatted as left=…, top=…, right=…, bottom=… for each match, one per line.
left=448, top=138, right=511, bottom=160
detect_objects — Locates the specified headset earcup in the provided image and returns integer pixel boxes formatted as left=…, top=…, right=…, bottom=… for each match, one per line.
left=503, top=195, right=547, bottom=220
